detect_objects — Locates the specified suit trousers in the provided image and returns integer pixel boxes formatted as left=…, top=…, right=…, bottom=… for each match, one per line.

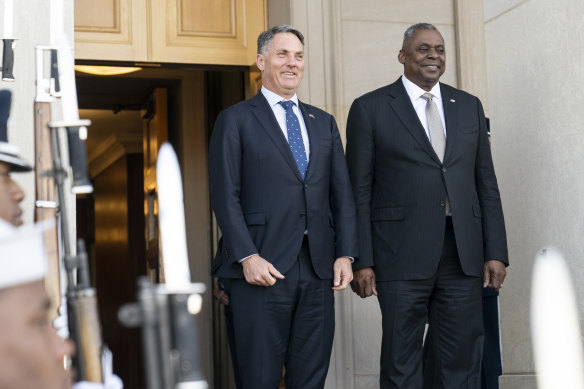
left=377, top=218, right=484, bottom=389
left=481, top=294, right=502, bottom=389
left=230, top=237, right=335, bottom=389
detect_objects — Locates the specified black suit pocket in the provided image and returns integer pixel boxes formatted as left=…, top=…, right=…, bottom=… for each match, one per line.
left=460, top=125, right=479, bottom=134
left=244, top=211, right=266, bottom=225
left=371, top=207, right=405, bottom=221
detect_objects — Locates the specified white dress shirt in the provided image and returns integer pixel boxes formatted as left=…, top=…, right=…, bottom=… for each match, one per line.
left=261, top=86, right=310, bottom=161
left=401, top=75, right=447, bottom=139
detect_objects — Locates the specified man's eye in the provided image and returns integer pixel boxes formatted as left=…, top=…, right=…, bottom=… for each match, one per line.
left=418, top=48, right=428, bottom=52
left=296, top=55, right=304, bottom=60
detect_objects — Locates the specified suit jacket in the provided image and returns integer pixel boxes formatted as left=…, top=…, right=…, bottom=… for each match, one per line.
left=209, top=92, right=358, bottom=279
left=346, top=78, right=508, bottom=281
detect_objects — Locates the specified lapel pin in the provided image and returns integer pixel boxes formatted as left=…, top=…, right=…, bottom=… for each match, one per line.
left=308, top=113, right=315, bottom=119
left=450, top=99, right=456, bottom=103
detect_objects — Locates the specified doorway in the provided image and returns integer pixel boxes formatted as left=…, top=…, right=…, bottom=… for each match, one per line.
left=75, top=65, right=250, bottom=388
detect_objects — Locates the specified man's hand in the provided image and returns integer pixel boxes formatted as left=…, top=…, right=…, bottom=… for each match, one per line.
left=350, top=267, right=377, bottom=298
left=241, top=254, right=285, bottom=286
left=333, top=257, right=353, bottom=290
left=213, top=284, right=230, bottom=305
left=483, top=260, right=507, bottom=290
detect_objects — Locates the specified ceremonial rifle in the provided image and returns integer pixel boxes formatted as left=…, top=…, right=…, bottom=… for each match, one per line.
left=119, top=143, right=207, bottom=389
left=2, top=0, right=15, bottom=81
left=35, top=35, right=104, bottom=383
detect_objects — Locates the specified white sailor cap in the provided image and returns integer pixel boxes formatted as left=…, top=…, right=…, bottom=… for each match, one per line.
left=0, top=219, right=48, bottom=290
left=0, top=90, right=33, bottom=172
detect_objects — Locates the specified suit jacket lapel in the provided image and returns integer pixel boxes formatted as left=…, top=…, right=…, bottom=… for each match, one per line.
left=249, top=93, right=304, bottom=181
left=299, top=102, right=319, bottom=181
left=440, top=84, right=458, bottom=163
left=388, top=80, right=442, bottom=165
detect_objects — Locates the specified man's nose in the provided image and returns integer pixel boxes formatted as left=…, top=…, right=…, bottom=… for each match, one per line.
left=11, top=180, right=25, bottom=202
left=285, top=54, right=297, bottom=66
left=427, top=48, right=439, bottom=58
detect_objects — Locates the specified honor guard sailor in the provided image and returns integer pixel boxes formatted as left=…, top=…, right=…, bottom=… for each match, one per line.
left=0, top=89, right=31, bottom=227
left=0, top=219, right=75, bottom=389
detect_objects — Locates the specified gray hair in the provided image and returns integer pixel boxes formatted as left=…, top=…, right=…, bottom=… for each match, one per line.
left=402, top=23, right=440, bottom=49
left=257, top=25, right=305, bottom=55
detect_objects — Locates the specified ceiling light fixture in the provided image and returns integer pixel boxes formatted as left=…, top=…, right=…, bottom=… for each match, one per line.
left=74, top=65, right=142, bottom=76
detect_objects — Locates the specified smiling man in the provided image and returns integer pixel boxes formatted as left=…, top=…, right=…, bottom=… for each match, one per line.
left=346, top=23, right=508, bottom=388
left=209, top=24, right=358, bottom=389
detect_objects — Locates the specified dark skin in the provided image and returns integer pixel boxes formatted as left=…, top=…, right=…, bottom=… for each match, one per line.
left=350, top=28, right=506, bottom=299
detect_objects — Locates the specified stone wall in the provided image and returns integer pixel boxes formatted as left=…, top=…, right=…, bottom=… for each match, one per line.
left=485, top=0, right=584, bottom=387
left=267, top=1, right=464, bottom=387
left=2, top=0, right=69, bottom=223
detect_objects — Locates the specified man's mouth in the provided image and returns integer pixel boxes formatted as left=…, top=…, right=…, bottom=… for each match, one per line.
left=422, top=65, right=440, bottom=71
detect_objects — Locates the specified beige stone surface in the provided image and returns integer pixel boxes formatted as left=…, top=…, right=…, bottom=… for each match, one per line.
left=340, top=21, right=458, bottom=107
left=350, top=293, right=382, bottom=375
left=485, top=0, right=584, bottom=379
left=354, top=374, right=382, bottom=389
left=484, top=0, right=528, bottom=22
left=499, top=374, right=537, bottom=389
left=340, top=0, right=454, bottom=25
left=271, top=1, right=504, bottom=387
left=5, top=0, right=59, bottom=225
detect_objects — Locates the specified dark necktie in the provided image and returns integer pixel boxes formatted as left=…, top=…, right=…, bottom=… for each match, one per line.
left=279, top=100, right=308, bottom=180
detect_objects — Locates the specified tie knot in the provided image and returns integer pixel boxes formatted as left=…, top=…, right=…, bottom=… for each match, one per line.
left=279, top=100, right=295, bottom=111
left=421, top=92, right=434, bottom=103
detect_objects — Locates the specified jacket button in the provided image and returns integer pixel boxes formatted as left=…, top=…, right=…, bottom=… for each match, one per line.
left=304, top=184, right=308, bottom=189
left=440, top=201, right=446, bottom=207
left=441, top=168, right=447, bottom=173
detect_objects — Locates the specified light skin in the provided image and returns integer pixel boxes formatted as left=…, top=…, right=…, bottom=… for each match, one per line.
left=351, top=28, right=506, bottom=298
left=256, top=32, right=305, bottom=100
left=0, top=161, right=25, bottom=226
left=245, top=32, right=353, bottom=290
left=0, top=281, right=74, bottom=389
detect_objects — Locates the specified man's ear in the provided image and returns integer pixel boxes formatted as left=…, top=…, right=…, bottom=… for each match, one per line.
left=256, top=54, right=264, bottom=71
left=398, top=50, right=405, bottom=64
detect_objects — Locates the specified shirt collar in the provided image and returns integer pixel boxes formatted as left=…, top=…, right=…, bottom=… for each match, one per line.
left=401, top=75, right=442, bottom=103
left=261, top=86, right=299, bottom=108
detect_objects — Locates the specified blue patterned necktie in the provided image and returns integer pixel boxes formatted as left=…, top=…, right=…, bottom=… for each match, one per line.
left=279, top=100, right=308, bottom=180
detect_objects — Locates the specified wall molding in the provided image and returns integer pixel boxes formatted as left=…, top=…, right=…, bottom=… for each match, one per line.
left=88, top=132, right=142, bottom=178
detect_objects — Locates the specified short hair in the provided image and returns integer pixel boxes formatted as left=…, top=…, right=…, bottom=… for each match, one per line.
left=257, top=24, right=305, bottom=55
left=402, top=23, right=440, bottom=49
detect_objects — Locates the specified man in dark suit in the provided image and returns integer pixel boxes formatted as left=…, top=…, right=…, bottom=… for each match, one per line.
left=346, top=23, right=508, bottom=389
left=209, top=24, right=358, bottom=389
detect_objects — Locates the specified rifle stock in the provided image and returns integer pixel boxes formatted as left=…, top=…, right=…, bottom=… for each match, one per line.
left=35, top=44, right=105, bottom=383
left=76, top=289, right=104, bottom=382
left=34, top=100, right=60, bottom=324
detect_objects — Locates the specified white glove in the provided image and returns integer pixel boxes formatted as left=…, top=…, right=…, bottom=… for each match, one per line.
left=73, top=382, right=103, bottom=389
left=73, top=375, right=123, bottom=389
